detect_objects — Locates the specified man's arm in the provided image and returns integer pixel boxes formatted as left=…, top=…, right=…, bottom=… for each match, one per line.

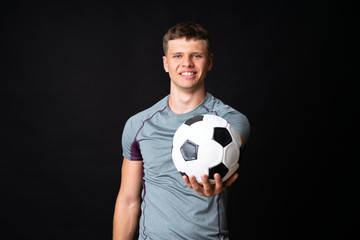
left=113, top=158, right=143, bottom=240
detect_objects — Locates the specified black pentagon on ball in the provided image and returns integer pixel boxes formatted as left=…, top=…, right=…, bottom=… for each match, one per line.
left=180, top=140, right=199, bottom=161
left=213, top=127, right=232, bottom=147
left=208, top=162, right=229, bottom=180
left=184, top=115, right=204, bottom=126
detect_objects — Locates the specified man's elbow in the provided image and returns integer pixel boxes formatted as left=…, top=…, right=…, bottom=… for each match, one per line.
left=116, top=194, right=141, bottom=210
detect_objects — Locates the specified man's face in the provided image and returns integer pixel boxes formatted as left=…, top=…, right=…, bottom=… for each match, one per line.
left=163, top=38, right=213, bottom=92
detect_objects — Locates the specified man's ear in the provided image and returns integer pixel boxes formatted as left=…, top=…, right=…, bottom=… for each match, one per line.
left=163, top=56, right=169, bottom=72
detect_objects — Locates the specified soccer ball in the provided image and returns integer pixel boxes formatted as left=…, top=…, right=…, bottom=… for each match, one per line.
left=172, top=114, right=242, bottom=184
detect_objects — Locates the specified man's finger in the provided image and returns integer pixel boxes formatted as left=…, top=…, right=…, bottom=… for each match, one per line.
left=183, top=175, right=193, bottom=188
left=201, top=174, right=212, bottom=195
left=214, top=173, right=222, bottom=185
left=189, top=175, right=202, bottom=192
left=214, top=173, right=225, bottom=194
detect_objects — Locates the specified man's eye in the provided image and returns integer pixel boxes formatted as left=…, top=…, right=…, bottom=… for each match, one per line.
left=173, top=55, right=181, bottom=58
left=194, top=55, right=202, bottom=58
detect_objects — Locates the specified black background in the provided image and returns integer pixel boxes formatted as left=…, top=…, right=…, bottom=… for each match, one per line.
left=1, top=1, right=356, bottom=239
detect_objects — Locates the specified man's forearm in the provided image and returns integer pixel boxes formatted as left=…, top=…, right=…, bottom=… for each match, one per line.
left=113, top=199, right=141, bottom=240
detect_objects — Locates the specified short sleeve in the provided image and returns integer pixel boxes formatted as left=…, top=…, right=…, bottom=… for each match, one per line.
left=223, top=111, right=250, bottom=144
left=214, top=101, right=250, bottom=146
left=121, top=116, right=143, bottom=161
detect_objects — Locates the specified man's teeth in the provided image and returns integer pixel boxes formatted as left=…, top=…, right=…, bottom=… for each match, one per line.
left=181, top=72, right=195, bottom=76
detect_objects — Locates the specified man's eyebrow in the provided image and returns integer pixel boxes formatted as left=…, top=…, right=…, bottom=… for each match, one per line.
left=170, top=52, right=205, bottom=55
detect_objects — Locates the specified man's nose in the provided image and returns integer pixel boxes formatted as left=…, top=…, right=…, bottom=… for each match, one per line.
left=182, top=56, right=194, bottom=67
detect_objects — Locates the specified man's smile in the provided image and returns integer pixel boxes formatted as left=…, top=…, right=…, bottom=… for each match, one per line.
left=180, top=71, right=196, bottom=76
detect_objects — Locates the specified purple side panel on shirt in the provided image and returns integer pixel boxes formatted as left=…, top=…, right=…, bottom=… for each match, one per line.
left=130, top=139, right=143, bottom=160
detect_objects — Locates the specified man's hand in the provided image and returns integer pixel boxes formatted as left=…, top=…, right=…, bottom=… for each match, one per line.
left=183, top=173, right=238, bottom=197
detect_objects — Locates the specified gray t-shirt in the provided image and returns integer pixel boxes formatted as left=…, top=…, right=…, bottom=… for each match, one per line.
left=122, top=93, right=250, bottom=240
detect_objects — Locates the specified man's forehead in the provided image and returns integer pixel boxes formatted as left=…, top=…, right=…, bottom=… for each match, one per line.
left=167, top=38, right=207, bottom=52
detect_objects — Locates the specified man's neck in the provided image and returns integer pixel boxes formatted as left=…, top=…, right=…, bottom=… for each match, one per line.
left=168, top=88, right=206, bottom=114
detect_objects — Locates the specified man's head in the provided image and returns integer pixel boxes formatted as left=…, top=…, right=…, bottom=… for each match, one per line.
left=163, top=21, right=211, bottom=57
left=162, top=22, right=213, bottom=93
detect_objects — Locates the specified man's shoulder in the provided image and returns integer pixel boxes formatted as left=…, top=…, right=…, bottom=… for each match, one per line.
left=205, top=93, right=240, bottom=115
left=205, top=93, right=250, bottom=142
left=127, top=95, right=169, bottom=124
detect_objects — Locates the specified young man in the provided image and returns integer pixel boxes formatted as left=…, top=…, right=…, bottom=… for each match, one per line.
left=113, top=22, right=250, bottom=240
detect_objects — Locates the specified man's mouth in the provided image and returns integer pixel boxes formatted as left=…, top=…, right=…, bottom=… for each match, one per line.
left=180, top=72, right=196, bottom=76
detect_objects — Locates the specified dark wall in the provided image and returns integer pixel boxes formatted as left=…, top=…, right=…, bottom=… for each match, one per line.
left=1, top=1, right=355, bottom=239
